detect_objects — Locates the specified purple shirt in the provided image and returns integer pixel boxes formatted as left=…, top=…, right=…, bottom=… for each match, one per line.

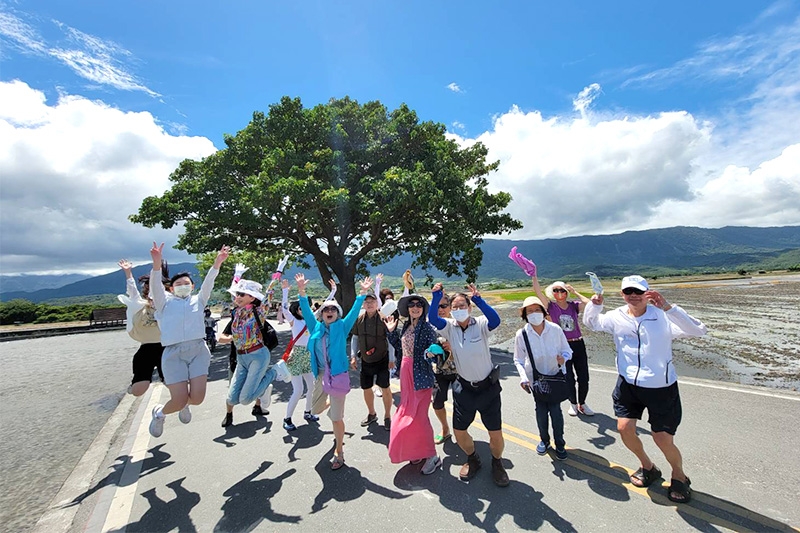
left=547, top=300, right=583, bottom=340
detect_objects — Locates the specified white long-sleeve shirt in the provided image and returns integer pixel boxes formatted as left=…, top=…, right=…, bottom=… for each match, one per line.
left=513, top=322, right=572, bottom=383
left=583, top=302, right=707, bottom=388
left=282, top=287, right=309, bottom=347
left=151, top=267, right=219, bottom=346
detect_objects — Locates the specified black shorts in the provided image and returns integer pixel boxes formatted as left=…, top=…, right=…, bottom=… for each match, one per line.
left=432, top=373, right=458, bottom=409
left=132, top=343, right=164, bottom=384
left=452, top=379, right=502, bottom=432
left=360, top=358, right=390, bottom=389
left=612, top=376, right=682, bottom=435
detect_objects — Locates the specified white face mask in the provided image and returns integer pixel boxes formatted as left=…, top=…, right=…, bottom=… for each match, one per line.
left=451, top=309, right=470, bottom=322
left=173, top=285, right=192, bottom=298
left=527, top=312, right=544, bottom=326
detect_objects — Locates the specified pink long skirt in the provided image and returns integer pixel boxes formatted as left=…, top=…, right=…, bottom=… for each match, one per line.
left=388, top=356, right=435, bottom=463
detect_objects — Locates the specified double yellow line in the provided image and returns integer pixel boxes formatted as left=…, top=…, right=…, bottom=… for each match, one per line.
left=389, top=383, right=798, bottom=532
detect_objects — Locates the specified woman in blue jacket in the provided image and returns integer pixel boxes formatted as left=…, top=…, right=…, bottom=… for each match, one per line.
left=296, top=273, right=372, bottom=470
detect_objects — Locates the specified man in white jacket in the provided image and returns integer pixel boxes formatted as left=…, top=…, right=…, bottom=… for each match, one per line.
left=583, top=275, right=707, bottom=504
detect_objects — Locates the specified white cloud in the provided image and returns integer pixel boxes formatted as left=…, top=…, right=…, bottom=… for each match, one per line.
left=451, top=121, right=466, bottom=132
left=454, top=99, right=713, bottom=238
left=451, top=81, right=800, bottom=239
left=446, top=82, right=463, bottom=93
left=0, top=8, right=158, bottom=96
left=0, top=81, right=217, bottom=274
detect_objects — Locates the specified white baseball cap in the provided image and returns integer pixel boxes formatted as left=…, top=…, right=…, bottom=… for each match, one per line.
left=620, top=275, right=649, bottom=292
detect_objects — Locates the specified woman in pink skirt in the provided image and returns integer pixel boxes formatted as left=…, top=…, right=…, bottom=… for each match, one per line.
left=385, top=294, right=441, bottom=475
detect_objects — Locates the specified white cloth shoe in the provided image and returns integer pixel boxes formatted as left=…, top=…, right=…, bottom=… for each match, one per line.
left=149, top=405, right=165, bottom=437
left=568, top=404, right=579, bottom=417
left=421, top=455, right=442, bottom=475
left=273, top=360, right=292, bottom=383
left=260, top=384, right=273, bottom=409
left=178, top=405, right=192, bottom=424
left=578, top=404, right=595, bottom=416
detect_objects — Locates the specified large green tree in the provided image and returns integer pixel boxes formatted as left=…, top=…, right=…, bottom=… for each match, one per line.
left=132, top=97, right=521, bottom=309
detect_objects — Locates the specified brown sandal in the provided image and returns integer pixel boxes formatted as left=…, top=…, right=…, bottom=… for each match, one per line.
left=630, top=465, right=662, bottom=488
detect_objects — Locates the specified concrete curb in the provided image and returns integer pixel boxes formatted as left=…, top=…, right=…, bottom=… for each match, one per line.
left=32, top=390, right=142, bottom=533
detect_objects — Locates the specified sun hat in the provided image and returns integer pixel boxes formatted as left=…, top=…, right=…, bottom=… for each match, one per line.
left=228, top=279, right=265, bottom=301
left=545, top=281, right=568, bottom=300
left=318, top=299, right=343, bottom=316
left=520, top=296, right=547, bottom=316
left=379, top=299, right=398, bottom=317
left=397, top=294, right=429, bottom=318
left=621, top=275, right=649, bottom=292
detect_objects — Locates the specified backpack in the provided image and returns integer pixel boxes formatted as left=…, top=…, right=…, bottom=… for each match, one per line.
left=252, top=308, right=280, bottom=351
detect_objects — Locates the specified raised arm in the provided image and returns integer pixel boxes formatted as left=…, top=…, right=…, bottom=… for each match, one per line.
left=582, top=295, right=614, bottom=333
left=149, top=242, right=167, bottom=312
left=646, top=290, right=708, bottom=338
left=118, top=259, right=140, bottom=299
left=428, top=284, right=447, bottom=330
left=531, top=275, right=549, bottom=306
left=374, top=273, right=384, bottom=305
left=296, top=274, right=320, bottom=334
left=343, top=277, right=372, bottom=331
left=199, top=245, right=229, bottom=304
left=564, top=283, right=591, bottom=312
left=468, top=284, right=501, bottom=331
left=280, top=279, right=294, bottom=324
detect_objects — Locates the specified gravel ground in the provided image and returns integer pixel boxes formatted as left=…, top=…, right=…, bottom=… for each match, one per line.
left=484, top=277, right=800, bottom=391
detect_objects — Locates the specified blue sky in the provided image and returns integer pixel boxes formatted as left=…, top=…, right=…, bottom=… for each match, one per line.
left=1, top=0, right=799, bottom=274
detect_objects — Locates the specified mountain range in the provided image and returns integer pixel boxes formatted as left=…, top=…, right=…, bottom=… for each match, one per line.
left=1, top=225, right=798, bottom=303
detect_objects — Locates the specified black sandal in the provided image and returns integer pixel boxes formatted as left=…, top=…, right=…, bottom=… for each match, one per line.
left=667, top=477, right=692, bottom=503
left=630, top=465, right=662, bottom=487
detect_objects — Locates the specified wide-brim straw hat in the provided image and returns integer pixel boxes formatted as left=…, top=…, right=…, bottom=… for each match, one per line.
left=520, top=295, right=548, bottom=316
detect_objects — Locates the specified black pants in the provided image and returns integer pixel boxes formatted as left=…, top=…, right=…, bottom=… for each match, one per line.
left=566, top=338, right=589, bottom=405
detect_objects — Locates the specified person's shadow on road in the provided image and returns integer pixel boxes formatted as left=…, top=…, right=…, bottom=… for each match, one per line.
left=65, top=443, right=175, bottom=507
left=110, top=477, right=200, bottom=533
left=310, top=445, right=410, bottom=513
left=213, top=417, right=272, bottom=448
left=393, top=443, right=577, bottom=533
left=213, top=461, right=300, bottom=532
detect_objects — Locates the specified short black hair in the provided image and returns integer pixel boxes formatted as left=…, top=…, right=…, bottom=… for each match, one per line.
left=170, top=271, right=193, bottom=285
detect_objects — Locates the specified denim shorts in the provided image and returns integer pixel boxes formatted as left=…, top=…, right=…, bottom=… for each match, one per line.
left=161, top=339, right=211, bottom=385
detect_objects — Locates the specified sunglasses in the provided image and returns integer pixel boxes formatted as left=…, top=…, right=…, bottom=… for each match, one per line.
left=235, top=292, right=247, bottom=297
left=622, top=287, right=645, bottom=295
left=552, top=288, right=567, bottom=294
left=438, top=303, right=450, bottom=309
left=407, top=301, right=424, bottom=308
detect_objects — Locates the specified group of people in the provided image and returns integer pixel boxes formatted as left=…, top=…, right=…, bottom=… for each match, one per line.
left=118, top=243, right=707, bottom=504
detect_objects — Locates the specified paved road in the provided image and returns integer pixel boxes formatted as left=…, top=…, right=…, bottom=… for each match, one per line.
left=36, top=344, right=800, bottom=532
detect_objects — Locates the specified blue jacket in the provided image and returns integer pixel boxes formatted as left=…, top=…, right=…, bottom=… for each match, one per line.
left=388, top=319, right=438, bottom=390
left=300, top=294, right=365, bottom=378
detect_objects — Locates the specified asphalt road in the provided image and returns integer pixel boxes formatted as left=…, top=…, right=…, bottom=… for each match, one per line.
left=35, top=344, right=800, bottom=533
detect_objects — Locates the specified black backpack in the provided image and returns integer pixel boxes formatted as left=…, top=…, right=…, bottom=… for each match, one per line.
left=252, top=308, right=280, bottom=351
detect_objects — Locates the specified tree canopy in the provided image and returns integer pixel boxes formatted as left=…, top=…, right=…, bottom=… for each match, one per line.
left=132, top=96, right=521, bottom=308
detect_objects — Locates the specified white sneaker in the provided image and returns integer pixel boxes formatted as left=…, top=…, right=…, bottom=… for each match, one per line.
left=568, top=404, right=579, bottom=417
left=421, top=455, right=442, bottom=475
left=260, top=384, right=273, bottom=409
left=149, top=405, right=165, bottom=437
left=579, top=404, right=595, bottom=416
left=373, top=386, right=382, bottom=398
left=272, top=360, right=292, bottom=383
left=178, top=405, right=192, bottom=424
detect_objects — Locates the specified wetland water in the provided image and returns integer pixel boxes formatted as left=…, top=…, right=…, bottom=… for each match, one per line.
left=1, top=275, right=798, bottom=532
